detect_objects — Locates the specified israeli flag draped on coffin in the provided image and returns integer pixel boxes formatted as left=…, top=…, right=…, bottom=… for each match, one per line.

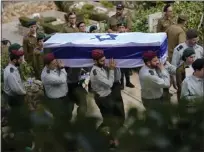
left=44, top=32, right=168, bottom=68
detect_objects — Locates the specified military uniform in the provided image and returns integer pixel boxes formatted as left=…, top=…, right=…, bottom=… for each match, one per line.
left=139, top=65, right=170, bottom=108
left=166, top=24, right=186, bottom=62
left=66, top=67, right=88, bottom=118
left=3, top=63, right=30, bottom=132
left=60, top=23, right=79, bottom=33
left=90, top=65, right=125, bottom=134
left=41, top=66, right=73, bottom=132
left=176, top=63, right=193, bottom=101
left=107, top=14, right=132, bottom=31
left=157, top=16, right=176, bottom=32
left=171, top=43, right=204, bottom=67
left=23, top=32, right=37, bottom=63
left=181, top=75, right=204, bottom=101
left=33, top=47, right=44, bottom=80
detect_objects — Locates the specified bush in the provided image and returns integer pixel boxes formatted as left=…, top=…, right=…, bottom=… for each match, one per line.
left=19, top=16, right=57, bottom=28
left=100, top=1, right=114, bottom=8
left=132, top=1, right=204, bottom=43
left=41, top=23, right=63, bottom=34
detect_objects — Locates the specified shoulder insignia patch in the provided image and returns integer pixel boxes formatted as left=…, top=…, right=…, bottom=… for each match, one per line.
left=177, top=45, right=183, bottom=52
left=10, top=67, right=14, bottom=73
left=93, top=69, right=97, bottom=76
left=46, top=70, right=50, bottom=74
left=149, top=70, right=154, bottom=75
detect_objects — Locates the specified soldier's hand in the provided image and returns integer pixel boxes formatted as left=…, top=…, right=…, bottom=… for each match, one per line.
left=109, top=58, right=116, bottom=70
left=57, top=60, right=65, bottom=68
left=157, top=62, right=165, bottom=70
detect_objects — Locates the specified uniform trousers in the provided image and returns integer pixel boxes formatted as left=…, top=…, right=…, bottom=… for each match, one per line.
left=4, top=93, right=31, bottom=133
left=142, top=97, right=164, bottom=110
left=120, top=68, right=131, bottom=85
left=68, top=82, right=88, bottom=118
left=94, top=85, right=125, bottom=136
left=44, top=95, right=77, bottom=152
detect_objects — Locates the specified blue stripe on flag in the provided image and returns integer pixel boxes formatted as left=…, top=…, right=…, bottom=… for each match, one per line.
left=50, top=38, right=167, bottom=59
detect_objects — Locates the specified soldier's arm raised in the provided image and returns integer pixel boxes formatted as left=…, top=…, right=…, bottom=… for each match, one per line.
left=93, top=69, right=114, bottom=88
left=147, top=69, right=170, bottom=88
left=43, top=70, right=67, bottom=85
left=7, top=74, right=26, bottom=95
left=164, top=61, right=177, bottom=75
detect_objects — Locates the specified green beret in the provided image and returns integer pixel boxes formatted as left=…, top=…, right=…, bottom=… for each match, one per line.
left=182, top=48, right=195, bottom=61
left=8, top=43, right=22, bottom=53
left=37, top=34, right=45, bottom=41
left=28, top=20, right=37, bottom=27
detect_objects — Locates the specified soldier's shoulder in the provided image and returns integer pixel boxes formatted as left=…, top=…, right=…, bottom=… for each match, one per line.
left=175, top=43, right=185, bottom=52
left=10, top=67, right=15, bottom=73
left=177, top=63, right=185, bottom=71
left=195, top=44, right=203, bottom=50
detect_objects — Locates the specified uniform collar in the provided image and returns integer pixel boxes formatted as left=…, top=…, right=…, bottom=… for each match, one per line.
left=9, top=63, right=18, bottom=70
left=67, top=23, right=76, bottom=28
left=192, top=74, right=203, bottom=81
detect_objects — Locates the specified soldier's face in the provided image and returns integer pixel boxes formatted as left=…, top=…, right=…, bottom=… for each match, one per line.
left=14, top=57, right=23, bottom=66
left=148, top=57, right=159, bottom=68
left=197, top=67, right=204, bottom=78
left=69, top=15, right=76, bottom=25
left=188, top=37, right=199, bottom=46
left=97, top=56, right=106, bottom=67
left=38, top=40, right=44, bottom=47
left=79, top=23, right=86, bottom=32
left=118, top=26, right=126, bottom=33
left=49, top=59, right=58, bottom=70
left=116, top=8, right=123, bottom=15
left=186, top=55, right=195, bottom=65
left=30, top=25, right=37, bottom=33
left=166, top=6, right=173, bottom=17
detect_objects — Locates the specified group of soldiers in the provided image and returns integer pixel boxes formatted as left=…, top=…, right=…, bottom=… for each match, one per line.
left=2, top=3, right=204, bottom=151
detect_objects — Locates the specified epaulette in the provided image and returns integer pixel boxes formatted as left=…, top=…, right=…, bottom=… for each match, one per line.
left=10, top=67, right=14, bottom=73
left=149, top=70, right=154, bottom=75
left=46, top=70, right=50, bottom=74
left=93, top=69, right=97, bottom=76
left=177, top=45, right=183, bottom=52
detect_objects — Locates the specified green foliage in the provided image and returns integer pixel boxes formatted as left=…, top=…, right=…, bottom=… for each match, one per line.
left=173, top=1, right=204, bottom=44
left=41, top=23, right=63, bottom=34
left=19, top=16, right=57, bottom=28
left=1, top=46, right=10, bottom=70
left=132, top=2, right=204, bottom=43
left=19, top=62, right=34, bottom=81
left=100, top=1, right=114, bottom=8
left=82, top=3, right=94, bottom=11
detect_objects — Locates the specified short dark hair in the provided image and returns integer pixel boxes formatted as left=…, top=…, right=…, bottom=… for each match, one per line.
left=77, top=21, right=85, bottom=28
left=186, top=29, right=198, bottom=40
left=68, top=12, right=76, bottom=18
left=163, top=4, right=171, bottom=12
left=177, top=17, right=185, bottom=24
left=192, top=58, right=204, bottom=71
left=9, top=54, right=21, bottom=61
